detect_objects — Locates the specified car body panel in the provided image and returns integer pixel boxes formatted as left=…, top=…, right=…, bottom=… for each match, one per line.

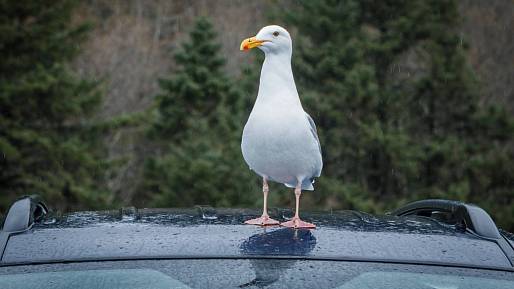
left=1, top=208, right=512, bottom=269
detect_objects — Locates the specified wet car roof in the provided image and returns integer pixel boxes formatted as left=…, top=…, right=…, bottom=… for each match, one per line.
left=1, top=207, right=514, bottom=270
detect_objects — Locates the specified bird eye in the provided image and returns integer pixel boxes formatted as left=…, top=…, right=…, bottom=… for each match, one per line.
left=273, top=31, right=279, bottom=37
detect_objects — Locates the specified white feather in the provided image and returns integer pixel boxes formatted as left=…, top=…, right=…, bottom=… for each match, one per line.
left=241, top=25, right=323, bottom=190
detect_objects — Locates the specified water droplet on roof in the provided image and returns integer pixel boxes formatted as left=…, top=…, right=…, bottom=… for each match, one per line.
left=196, top=205, right=218, bottom=220
left=43, top=218, right=56, bottom=225
left=119, top=207, right=139, bottom=222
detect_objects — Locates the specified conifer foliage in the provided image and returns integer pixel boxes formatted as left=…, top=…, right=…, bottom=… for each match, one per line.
left=0, top=0, right=109, bottom=211
left=143, top=18, right=257, bottom=207
left=283, top=0, right=514, bottom=227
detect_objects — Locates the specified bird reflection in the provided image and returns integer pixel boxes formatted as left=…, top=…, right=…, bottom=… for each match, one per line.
left=239, top=228, right=316, bottom=288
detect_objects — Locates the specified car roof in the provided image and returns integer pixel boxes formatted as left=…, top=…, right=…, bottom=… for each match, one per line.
left=1, top=206, right=514, bottom=271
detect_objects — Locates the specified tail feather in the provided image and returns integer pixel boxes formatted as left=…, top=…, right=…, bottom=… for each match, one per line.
left=284, top=179, right=315, bottom=191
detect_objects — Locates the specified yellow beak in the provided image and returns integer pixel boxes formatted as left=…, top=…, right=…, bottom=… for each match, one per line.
left=240, top=36, right=266, bottom=51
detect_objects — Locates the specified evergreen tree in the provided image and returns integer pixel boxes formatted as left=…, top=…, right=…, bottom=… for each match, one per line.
left=283, top=0, right=422, bottom=210
left=282, top=0, right=514, bottom=227
left=142, top=18, right=258, bottom=207
left=0, top=0, right=109, bottom=212
left=407, top=0, right=514, bottom=228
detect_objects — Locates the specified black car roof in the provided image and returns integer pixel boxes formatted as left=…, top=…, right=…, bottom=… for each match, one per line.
left=1, top=204, right=514, bottom=271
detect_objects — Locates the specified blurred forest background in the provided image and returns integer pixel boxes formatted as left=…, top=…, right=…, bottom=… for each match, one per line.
left=1, top=0, right=513, bottom=229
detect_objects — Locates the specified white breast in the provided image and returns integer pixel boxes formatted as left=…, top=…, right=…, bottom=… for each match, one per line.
left=241, top=102, right=321, bottom=188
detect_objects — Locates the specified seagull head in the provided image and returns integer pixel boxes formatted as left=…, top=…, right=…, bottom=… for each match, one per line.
left=240, top=25, right=292, bottom=56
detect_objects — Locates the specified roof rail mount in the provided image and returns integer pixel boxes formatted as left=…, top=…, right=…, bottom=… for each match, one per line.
left=1, top=195, right=48, bottom=233
left=392, top=199, right=501, bottom=239
left=1, top=195, right=49, bottom=261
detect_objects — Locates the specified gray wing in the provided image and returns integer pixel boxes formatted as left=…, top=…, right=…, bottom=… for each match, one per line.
left=305, top=113, right=322, bottom=157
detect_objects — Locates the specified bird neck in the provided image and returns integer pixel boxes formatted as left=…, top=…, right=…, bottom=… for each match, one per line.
left=257, top=53, right=301, bottom=107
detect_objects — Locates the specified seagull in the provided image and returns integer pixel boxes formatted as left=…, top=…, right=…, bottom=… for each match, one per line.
left=240, top=25, right=322, bottom=229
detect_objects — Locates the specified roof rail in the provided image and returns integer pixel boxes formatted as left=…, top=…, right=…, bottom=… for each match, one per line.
left=1, top=195, right=48, bottom=261
left=392, top=199, right=514, bottom=266
left=392, top=199, right=500, bottom=239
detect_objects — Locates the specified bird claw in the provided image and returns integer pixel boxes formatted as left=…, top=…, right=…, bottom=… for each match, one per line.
left=244, top=215, right=280, bottom=226
left=280, top=217, right=316, bottom=229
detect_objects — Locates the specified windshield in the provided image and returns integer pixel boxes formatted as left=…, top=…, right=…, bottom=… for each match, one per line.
left=1, top=260, right=513, bottom=289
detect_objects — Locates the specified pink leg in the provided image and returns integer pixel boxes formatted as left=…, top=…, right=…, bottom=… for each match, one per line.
left=244, top=178, right=280, bottom=226
left=280, top=183, right=316, bottom=229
